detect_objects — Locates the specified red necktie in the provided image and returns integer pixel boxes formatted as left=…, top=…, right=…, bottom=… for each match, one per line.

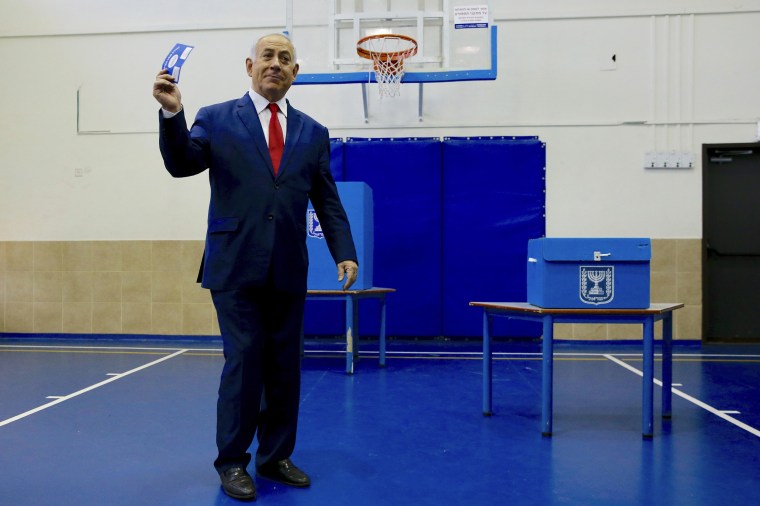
left=268, top=103, right=284, bottom=175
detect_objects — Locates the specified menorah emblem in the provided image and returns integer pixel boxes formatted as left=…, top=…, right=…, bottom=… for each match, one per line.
left=586, top=270, right=606, bottom=295
left=307, top=209, right=324, bottom=239
left=580, top=266, right=614, bottom=305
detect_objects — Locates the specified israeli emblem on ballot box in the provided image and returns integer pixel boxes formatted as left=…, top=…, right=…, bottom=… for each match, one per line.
left=527, top=238, right=651, bottom=309
left=579, top=266, right=614, bottom=305
left=307, top=209, right=324, bottom=239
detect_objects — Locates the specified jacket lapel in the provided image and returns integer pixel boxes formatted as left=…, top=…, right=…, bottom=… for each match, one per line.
left=278, top=100, right=304, bottom=178
left=234, top=95, right=273, bottom=174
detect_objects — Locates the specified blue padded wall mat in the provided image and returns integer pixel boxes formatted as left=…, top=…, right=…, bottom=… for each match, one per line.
left=328, top=137, right=344, bottom=181
left=304, top=137, right=546, bottom=339
left=442, top=137, right=545, bottom=337
left=344, top=137, right=443, bottom=337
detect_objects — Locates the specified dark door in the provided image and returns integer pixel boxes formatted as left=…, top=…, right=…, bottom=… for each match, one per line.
left=703, top=142, right=760, bottom=342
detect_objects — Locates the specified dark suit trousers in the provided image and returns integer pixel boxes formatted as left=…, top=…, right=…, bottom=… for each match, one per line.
left=211, top=283, right=306, bottom=473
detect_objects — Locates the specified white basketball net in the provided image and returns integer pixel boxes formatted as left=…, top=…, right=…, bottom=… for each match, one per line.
left=358, top=36, right=417, bottom=98
left=371, top=57, right=406, bottom=98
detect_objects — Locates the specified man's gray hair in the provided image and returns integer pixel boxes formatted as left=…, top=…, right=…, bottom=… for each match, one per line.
left=250, top=33, right=297, bottom=61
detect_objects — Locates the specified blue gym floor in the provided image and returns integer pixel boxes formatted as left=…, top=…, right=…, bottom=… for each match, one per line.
left=1, top=338, right=758, bottom=506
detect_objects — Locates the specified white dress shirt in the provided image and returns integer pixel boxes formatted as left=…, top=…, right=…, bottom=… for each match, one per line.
left=248, top=89, right=288, bottom=146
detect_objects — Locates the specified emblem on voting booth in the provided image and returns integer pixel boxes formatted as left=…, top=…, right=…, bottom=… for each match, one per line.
left=579, top=266, right=614, bottom=305
left=307, top=209, right=324, bottom=239
left=306, top=182, right=374, bottom=290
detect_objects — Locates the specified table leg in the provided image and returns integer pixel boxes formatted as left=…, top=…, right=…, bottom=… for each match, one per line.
left=483, top=311, right=493, bottom=416
left=642, top=316, right=655, bottom=438
left=353, top=299, right=360, bottom=360
left=662, top=312, right=673, bottom=419
left=541, top=315, right=554, bottom=436
left=379, top=296, right=387, bottom=367
left=345, top=295, right=354, bottom=375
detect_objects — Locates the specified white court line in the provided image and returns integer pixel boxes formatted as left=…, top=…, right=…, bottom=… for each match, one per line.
left=0, top=344, right=193, bottom=352
left=4, top=344, right=760, bottom=360
left=0, top=349, right=188, bottom=427
left=0, top=344, right=223, bottom=353
left=570, top=352, right=760, bottom=358
left=307, top=350, right=593, bottom=357
left=604, top=354, right=760, bottom=438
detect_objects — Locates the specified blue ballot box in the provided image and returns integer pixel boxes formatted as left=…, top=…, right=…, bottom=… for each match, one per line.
left=306, top=182, right=373, bottom=290
left=527, top=238, right=651, bottom=308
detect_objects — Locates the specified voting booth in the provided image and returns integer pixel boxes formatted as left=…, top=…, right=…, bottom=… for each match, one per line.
left=527, top=238, right=651, bottom=309
left=306, top=182, right=373, bottom=290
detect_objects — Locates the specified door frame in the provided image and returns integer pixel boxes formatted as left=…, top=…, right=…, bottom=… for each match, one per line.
left=701, top=141, right=760, bottom=342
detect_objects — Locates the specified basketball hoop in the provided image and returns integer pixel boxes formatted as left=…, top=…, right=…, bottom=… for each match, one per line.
left=356, top=34, right=418, bottom=98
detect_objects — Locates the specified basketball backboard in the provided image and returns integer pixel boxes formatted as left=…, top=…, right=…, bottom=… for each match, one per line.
left=289, top=0, right=496, bottom=85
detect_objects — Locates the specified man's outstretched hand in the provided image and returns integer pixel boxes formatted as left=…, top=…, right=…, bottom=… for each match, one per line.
left=337, top=261, right=359, bottom=291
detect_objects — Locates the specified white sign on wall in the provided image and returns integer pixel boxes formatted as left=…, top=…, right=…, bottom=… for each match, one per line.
left=453, top=5, right=489, bottom=29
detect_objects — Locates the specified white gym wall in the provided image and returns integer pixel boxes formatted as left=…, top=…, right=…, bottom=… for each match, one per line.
left=1, top=0, right=759, bottom=241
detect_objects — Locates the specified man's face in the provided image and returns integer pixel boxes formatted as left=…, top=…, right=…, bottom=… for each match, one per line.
left=247, top=35, right=299, bottom=103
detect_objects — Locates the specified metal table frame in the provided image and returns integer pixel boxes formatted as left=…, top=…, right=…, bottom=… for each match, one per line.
left=307, top=288, right=395, bottom=374
left=469, top=302, right=684, bottom=438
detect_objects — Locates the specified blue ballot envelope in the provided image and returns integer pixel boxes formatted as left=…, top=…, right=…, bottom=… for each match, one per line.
left=527, top=238, right=651, bottom=308
left=307, top=182, right=373, bottom=290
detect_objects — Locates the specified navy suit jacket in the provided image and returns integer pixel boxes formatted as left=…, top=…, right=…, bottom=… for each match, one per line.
left=159, top=94, right=357, bottom=293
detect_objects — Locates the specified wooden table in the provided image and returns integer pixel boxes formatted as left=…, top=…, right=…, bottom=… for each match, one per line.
left=468, top=302, right=684, bottom=438
left=307, top=288, right=395, bottom=374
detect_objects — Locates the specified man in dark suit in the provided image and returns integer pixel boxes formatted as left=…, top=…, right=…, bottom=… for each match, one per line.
left=153, top=33, right=358, bottom=501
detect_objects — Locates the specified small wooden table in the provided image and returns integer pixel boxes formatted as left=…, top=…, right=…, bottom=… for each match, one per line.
left=469, top=302, right=684, bottom=438
left=307, top=288, right=395, bottom=374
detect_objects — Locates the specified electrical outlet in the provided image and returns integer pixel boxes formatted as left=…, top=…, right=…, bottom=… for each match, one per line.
left=679, top=152, right=694, bottom=168
left=644, top=151, right=693, bottom=169
left=664, top=152, right=676, bottom=168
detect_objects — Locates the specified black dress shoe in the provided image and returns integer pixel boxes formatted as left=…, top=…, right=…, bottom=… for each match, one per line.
left=257, top=459, right=311, bottom=488
left=220, top=467, right=256, bottom=501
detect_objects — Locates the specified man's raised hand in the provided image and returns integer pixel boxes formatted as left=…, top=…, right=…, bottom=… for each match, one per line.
left=153, top=69, right=182, bottom=113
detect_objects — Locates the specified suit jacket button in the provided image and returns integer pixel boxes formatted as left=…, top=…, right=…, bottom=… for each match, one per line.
left=275, top=184, right=279, bottom=190
left=268, top=215, right=274, bottom=220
